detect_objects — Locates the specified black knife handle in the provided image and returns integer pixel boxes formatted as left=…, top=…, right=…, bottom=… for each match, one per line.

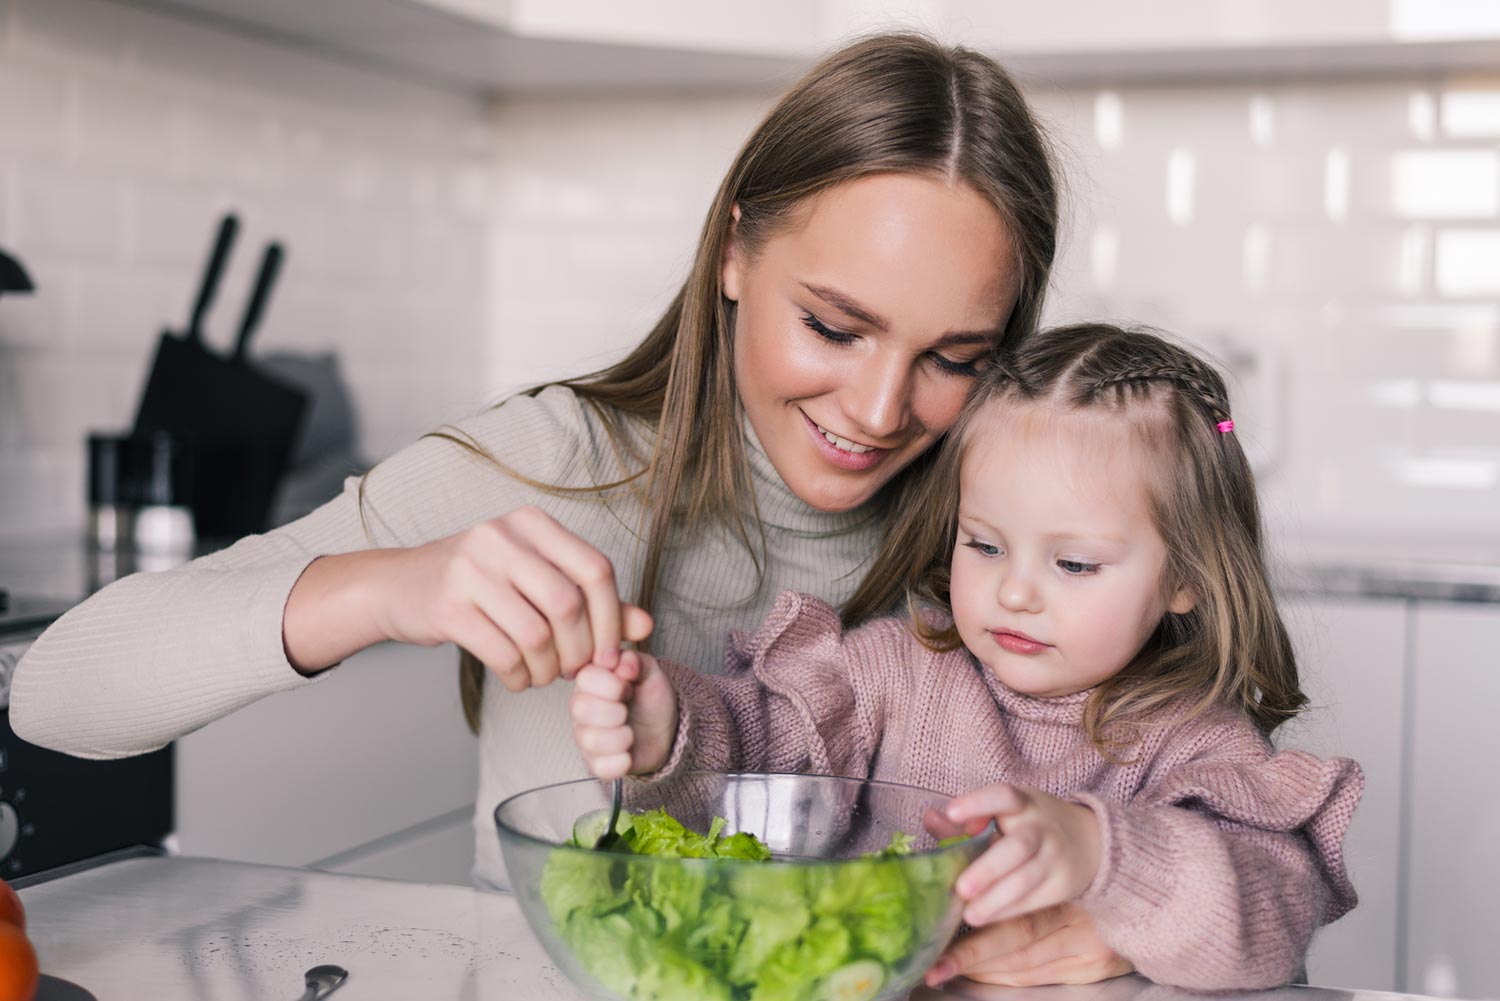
left=187, top=214, right=238, bottom=343
left=233, top=242, right=284, bottom=362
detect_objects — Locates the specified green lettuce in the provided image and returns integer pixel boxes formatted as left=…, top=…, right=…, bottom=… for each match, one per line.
left=538, top=808, right=965, bottom=1001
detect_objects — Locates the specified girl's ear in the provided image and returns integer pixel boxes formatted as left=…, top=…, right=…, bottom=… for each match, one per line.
left=721, top=203, right=744, bottom=302
left=1167, top=587, right=1196, bottom=616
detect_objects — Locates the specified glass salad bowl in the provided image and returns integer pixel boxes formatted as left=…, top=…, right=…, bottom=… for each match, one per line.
left=495, top=771, right=992, bottom=1001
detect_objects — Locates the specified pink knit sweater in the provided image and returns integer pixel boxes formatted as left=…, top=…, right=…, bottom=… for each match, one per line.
left=647, top=590, right=1363, bottom=992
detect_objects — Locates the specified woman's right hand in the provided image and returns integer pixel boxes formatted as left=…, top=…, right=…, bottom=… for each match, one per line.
left=571, top=650, right=678, bottom=779
left=282, top=506, right=652, bottom=687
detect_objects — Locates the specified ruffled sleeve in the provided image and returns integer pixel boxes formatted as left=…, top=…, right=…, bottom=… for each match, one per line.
left=1077, top=712, right=1364, bottom=991
left=644, top=590, right=908, bottom=783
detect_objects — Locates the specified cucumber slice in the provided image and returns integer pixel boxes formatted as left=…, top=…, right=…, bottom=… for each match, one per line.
left=571, top=808, right=633, bottom=847
left=817, top=959, right=886, bottom=1001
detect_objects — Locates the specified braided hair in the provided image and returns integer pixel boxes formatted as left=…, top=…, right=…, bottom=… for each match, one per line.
left=866, top=322, right=1306, bottom=752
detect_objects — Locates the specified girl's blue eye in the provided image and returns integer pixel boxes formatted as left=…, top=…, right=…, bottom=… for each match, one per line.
left=963, top=539, right=1000, bottom=557
left=1059, top=559, right=1101, bottom=576
left=800, top=312, right=855, bottom=345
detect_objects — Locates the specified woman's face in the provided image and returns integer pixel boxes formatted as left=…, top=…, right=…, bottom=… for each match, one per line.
left=725, top=172, right=1020, bottom=513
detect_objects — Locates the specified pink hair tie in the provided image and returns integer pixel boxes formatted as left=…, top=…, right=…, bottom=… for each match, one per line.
left=1216, top=419, right=1235, bottom=434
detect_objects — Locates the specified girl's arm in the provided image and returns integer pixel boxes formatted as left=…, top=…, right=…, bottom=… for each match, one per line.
left=1074, top=722, right=1363, bottom=991
left=570, top=590, right=897, bottom=781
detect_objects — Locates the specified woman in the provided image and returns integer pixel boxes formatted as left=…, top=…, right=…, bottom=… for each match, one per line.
left=14, top=34, right=1126, bottom=985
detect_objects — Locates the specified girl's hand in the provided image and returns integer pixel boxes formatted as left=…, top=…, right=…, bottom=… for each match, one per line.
left=570, top=650, right=679, bottom=779
left=945, top=784, right=1102, bottom=926
left=368, top=506, right=653, bottom=690
left=925, top=901, right=1134, bottom=987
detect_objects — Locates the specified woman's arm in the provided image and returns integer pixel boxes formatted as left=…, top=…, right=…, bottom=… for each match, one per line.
left=281, top=512, right=650, bottom=682
left=12, top=389, right=646, bottom=758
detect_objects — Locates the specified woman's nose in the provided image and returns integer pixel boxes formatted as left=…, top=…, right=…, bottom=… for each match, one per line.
left=843, top=352, right=912, bottom=441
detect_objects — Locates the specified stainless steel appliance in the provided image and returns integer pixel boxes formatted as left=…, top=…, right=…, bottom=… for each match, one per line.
left=0, top=591, right=174, bottom=881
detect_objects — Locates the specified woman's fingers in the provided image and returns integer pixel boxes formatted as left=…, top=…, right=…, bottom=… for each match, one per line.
left=622, top=605, right=654, bottom=645
left=925, top=903, right=1076, bottom=985
left=448, top=608, right=527, bottom=692
left=928, top=903, right=1134, bottom=988
left=506, top=507, right=626, bottom=673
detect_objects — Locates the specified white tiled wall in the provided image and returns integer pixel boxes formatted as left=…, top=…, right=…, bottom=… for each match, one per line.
left=492, top=78, right=1500, bottom=560
left=2, top=0, right=1497, bottom=559
left=0, top=0, right=495, bottom=542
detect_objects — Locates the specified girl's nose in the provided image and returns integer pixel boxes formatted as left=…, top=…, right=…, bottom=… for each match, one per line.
left=996, top=567, right=1043, bottom=614
left=842, top=351, right=913, bottom=441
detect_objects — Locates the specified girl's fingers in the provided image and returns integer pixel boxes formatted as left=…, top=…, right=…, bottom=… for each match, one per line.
left=570, top=693, right=629, bottom=729
left=946, top=784, right=1028, bottom=824
left=964, top=857, right=1049, bottom=925
left=575, top=723, right=634, bottom=757
left=611, top=649, right=642, bottom=683
left=591, top=751, right=633, bottom=781
left=956, top=830, right=1040, bottom=900
left=921, top=806, right=966, bottom=841
left=574, top=665, right=630, bottom=702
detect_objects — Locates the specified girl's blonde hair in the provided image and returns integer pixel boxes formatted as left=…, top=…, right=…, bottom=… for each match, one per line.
left=865, top=322, right=1306, bottom=751
left=435, top=33, right=1059, bottom=732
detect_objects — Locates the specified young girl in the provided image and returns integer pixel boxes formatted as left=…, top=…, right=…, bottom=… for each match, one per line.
left=570, top=322, right=1364, bottom=992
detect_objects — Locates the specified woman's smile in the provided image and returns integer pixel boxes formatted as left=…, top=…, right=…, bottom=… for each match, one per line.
left=801, top=411, right=888, bottom=471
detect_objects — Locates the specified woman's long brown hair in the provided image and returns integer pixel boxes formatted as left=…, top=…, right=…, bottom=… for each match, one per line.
left=428, top=33, right=1059, bottom=733
left=876, top=323, right=1307, bottom=750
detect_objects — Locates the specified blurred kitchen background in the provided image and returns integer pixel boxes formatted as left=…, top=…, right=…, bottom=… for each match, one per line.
left=1, top=0, right=1497, bottom=997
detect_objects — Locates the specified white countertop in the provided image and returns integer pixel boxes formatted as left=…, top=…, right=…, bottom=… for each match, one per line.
left=19, top=854, right=1439, bottom=1001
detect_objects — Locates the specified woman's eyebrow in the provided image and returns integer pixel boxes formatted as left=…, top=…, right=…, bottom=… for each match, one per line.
left=800, top=281, right=998, bottom=346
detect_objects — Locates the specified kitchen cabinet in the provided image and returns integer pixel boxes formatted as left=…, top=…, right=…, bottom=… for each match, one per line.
left=127, top=0, right=1500, bottom=95
left=175, top=641, right=478, bottom=877
left=1405, top=603, right=1500, bottom=1000
left=1278, top=595, right=1407, bottom=993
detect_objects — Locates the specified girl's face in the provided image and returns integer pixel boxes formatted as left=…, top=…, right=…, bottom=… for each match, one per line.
left=949, top=404, right=1195, bottom=698
left=725, top=173, right=1019, bottom=513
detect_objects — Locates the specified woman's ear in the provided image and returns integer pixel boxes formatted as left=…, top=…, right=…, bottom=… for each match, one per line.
left=721, top=203, right=743, bottom=302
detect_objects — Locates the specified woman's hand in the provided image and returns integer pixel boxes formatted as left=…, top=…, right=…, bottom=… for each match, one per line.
left=283, top=506, right=652, bottom=685
left=925, top=902, right=1134, bottom=987
left=945, top=784, right=1103, bottom=926
left=570, top=650, right=679, bottom=779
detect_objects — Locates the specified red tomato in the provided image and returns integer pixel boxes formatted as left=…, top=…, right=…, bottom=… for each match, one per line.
left=0, top=882, right=22, bottom=932
left=0, top=923, right=36, bottom=1001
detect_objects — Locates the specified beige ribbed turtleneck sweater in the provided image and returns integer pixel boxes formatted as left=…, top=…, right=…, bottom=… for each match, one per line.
left=12, top=385, right=885, bottom=889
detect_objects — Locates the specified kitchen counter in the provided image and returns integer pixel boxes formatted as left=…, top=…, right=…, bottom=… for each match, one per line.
left=19, top=854, right=1441, bottom=1001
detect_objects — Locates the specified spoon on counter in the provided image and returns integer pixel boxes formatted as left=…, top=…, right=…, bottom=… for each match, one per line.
left=296, top=965, right=348, bottom=1001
